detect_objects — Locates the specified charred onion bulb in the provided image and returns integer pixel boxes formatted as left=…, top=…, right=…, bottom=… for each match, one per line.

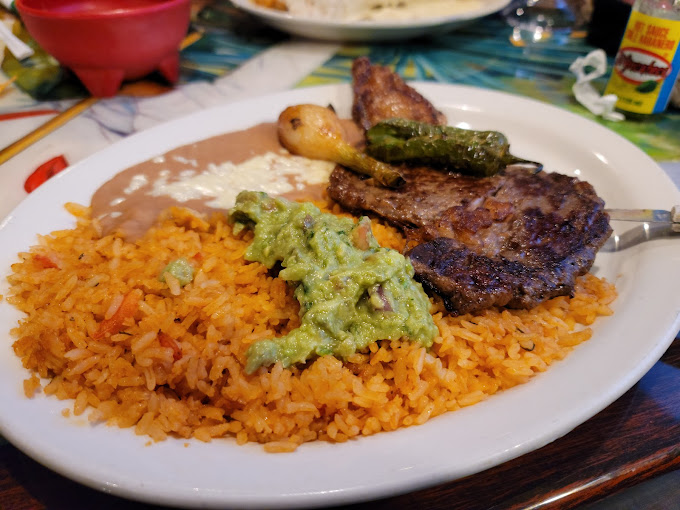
left=277, top=104, right=405, bottom=188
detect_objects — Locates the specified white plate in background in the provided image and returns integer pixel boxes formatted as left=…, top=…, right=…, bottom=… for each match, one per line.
left=230, top=0, right=512, bottom=41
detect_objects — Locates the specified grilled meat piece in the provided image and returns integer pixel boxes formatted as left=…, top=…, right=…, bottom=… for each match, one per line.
left=351, top=57, right=447, bottom=131
left=407, top=238, right=575, bottom=314
left=327, top=165, right=612, bottom=315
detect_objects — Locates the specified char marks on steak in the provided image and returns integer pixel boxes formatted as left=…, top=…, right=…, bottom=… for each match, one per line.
left=351, top=57, right=447, bottom=131
left=328, top=165, right=612, bottom=315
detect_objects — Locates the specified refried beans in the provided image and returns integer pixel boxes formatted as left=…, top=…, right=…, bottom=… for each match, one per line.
left=90, top=120, right=362, bottom=241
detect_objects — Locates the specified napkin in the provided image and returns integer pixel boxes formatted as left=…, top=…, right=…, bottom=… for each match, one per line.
left=569, top=49, right=624, bottom=122
left=0, top=19, right=33, bottom=60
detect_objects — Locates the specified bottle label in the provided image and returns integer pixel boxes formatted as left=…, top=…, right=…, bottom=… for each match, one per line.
left=604, top=11, right=680, bottom=115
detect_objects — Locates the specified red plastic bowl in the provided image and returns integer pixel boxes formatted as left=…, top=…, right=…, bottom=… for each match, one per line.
left=16, top=0, right=191, bottom=97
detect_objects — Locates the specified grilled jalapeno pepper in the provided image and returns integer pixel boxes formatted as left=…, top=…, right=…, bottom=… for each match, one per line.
left=365, top=118, right=542, bottom=177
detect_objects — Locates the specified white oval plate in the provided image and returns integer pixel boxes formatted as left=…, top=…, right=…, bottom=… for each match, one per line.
left=1, top=83, right=679, bottom=509
left=230, top=0, right=511, bottom=41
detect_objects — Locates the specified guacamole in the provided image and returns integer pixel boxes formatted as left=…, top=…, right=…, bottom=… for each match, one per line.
left=229, top=191, right=438, bottom=374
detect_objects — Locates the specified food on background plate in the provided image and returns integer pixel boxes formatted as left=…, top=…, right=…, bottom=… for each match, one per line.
left=5, top=58, right=616, bottom=451
left=251, top=0, right=485, bottom=21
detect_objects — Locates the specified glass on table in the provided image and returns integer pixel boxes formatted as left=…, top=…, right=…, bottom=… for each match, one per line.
left=501, top=0, right=585, bottom=43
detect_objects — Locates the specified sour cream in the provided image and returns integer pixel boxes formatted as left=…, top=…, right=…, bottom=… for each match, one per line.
left=148, top=152, right=334, bottom=210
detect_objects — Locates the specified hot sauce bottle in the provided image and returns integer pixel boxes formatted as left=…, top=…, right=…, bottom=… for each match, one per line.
left=604, top=0, right=680, bottom=116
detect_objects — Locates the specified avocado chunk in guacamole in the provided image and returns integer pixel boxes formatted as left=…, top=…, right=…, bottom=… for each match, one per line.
left=229, top=191, right=438, bottom=374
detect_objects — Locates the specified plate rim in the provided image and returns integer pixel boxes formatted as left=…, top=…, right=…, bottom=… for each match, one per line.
left=1, top=82, right=680, bottom=509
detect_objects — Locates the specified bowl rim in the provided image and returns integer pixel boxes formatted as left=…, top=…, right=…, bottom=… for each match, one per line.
left=15, top=0, right=190, bottom=20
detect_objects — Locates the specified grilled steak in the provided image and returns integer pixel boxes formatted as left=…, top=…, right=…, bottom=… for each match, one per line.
left=328, top=165, right=612, bottom=315
left=352, top=57, right=447, bottom=131
left=330, top=58, right=612, bottom=315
